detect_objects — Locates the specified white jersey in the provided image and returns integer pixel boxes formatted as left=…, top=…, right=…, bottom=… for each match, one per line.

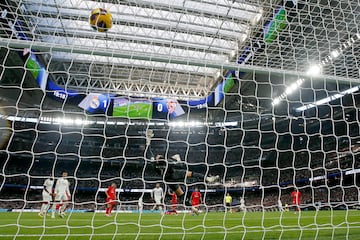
left=43, top=178, right=54, bottom=194
left=152, top=187, right=163, bottom=201
left=55, top=177, right=70, bottom=196
left=278, top=200, right=284, bottom=211
left=138, top=197, right=143, bottom=208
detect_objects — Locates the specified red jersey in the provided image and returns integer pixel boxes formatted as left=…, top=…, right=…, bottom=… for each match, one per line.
left=106, top=186, right=116, bottom=200
left=191, top=191, right=201, bottom=206
left=171, top=193, right=177, bottom=204
left=291, top=191, right=301, bottom=205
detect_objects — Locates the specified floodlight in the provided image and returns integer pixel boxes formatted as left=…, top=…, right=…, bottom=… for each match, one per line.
left=285, top=83, right=298, bottom=95
left=75, top=119, right=83, bottom=125
left=295, top=85, right=360, bottom=112
left=296, top=78, right=305, bottom=85
left=306, top=65, right=321, bottom=76
left=285, top=87, right=293, bottom=95
left=272, top=98, right=280, bottom=105
left=330, top=50, right=340, bottom=59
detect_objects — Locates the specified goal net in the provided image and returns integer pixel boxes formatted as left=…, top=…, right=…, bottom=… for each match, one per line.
left=0, top=0, right=360, bottom=239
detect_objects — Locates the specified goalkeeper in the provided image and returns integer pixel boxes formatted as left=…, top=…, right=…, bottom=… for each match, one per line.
left=145, top=130, right=219, bottom=196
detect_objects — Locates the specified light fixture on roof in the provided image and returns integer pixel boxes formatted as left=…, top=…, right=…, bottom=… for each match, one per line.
left=215, top=71, right=222, bottom=79
left=272, top=97, right=280, bottom=106
left=272, top=33, right=360, bottom=108
left=272, top=66, right=318, bottom=106
left=229, top=49, right=237, bottom=59
left=295, top=85, right=360, bottom=112
left=251, top=9, right=263, bottom=25
left=285, top=82, right=299, bottom=95
left=306, top=65, right=321, bottom=76
left=240, top=34, right=248, bottom=42
left=297, top=78, right=305, bottom=84
left=272, top=78, right=305, bottom=105
left=330, top=50, right=340, bottom=59
left=240, top=29, right=250, bottom=43
left=1, top=8, right=7, bottom=18
left=75, top=119, right=82, bottom=125
left=168, top=121, right=204, bottom=128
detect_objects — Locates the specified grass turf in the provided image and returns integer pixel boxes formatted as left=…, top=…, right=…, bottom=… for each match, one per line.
left=0, top=210, right=360, bottom=239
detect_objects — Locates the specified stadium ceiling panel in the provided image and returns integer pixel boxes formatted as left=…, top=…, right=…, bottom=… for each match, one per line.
left=17, top=0, right=263, bottom=99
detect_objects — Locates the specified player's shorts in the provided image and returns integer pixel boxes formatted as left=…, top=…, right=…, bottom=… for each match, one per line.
left=192, top=202, right=199, bottom=207
left=42, top=191, right=52, bottom=202
left=54, top=194, right=68, bottom=202
left=226, top=203, right=231, bottom=207
left=292, top=201, right=300, bottom=205
left=154, top=198, right=162, bottom=205
left=106, top=198, right=116, bottom=205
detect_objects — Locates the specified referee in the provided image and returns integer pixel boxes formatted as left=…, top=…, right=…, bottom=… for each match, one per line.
left=225, top=193, right=233, bottom=213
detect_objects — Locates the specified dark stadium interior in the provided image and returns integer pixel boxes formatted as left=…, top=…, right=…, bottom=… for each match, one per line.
left=1, top=58, right=360, bottom=210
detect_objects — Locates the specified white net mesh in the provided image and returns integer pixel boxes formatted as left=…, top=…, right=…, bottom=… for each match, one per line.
left=1, top=0, right=360, bottom=239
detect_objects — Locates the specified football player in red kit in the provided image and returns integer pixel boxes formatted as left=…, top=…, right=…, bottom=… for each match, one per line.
left=105, top=183, right=117, bottom=216
left=166, top=190, right=178, bottom=215
left=190, top=187, right=202, bottom=215
left=291, top=187, right=302, bottom=214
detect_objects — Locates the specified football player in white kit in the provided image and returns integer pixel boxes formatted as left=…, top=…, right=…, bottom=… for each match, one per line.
left=151, top=183, right=164, bottom=214
left=278, top=199, right=284, bottom=212
left=38, top=175, right=54, bottom=217
left=240, top=197, right=246, bottom=212
left=138, top=196, right=143, bottom=213
left=51, top=171, right=71, bottom=218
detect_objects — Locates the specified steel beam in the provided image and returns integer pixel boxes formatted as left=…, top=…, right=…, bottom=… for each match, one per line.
left=2, top=38, right=360, bottom=85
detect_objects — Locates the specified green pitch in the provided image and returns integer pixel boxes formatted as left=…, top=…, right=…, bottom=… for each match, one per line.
left=113, top=102, right=152, bottom=118
left=0, top=211, right=360, bottom=240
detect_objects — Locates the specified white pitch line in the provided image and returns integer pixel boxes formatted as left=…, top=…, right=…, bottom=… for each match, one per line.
left=2, top=225, right=360, bottom=238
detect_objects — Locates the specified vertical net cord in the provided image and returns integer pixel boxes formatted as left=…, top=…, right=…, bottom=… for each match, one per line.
left=35, top=75, right=49, bottom=240
left=200, top=120, right=208, bottom=240
left=221, top=99, right=229, bottom=239
left=13, top=27, right=37, bottom=238
left=67, top=111, right=85, bottom=239
left=182, top=130, right=191, bottom=240
left=115, top=119, right=128, bottom=239
left=158, top=120, right=172, bottom=239
left=137, top=127, right=149, bottom=240
left=239, top=105, right=246, bottom=240
left=87, top=56, right=96, bottom=239
left=0, top=47, right=16, bottom=237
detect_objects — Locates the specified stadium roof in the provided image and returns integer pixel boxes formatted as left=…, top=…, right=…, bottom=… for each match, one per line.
left=0, top=0, right=359, bottom=111
left=6, top=0, right=264, bottom=99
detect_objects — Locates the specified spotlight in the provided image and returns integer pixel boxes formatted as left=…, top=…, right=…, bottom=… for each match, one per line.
left=306, top=65, right=321, bottom=76
left=272, top=98, right=280, bottom=105
left=330, top=50, right=340, bottom=59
